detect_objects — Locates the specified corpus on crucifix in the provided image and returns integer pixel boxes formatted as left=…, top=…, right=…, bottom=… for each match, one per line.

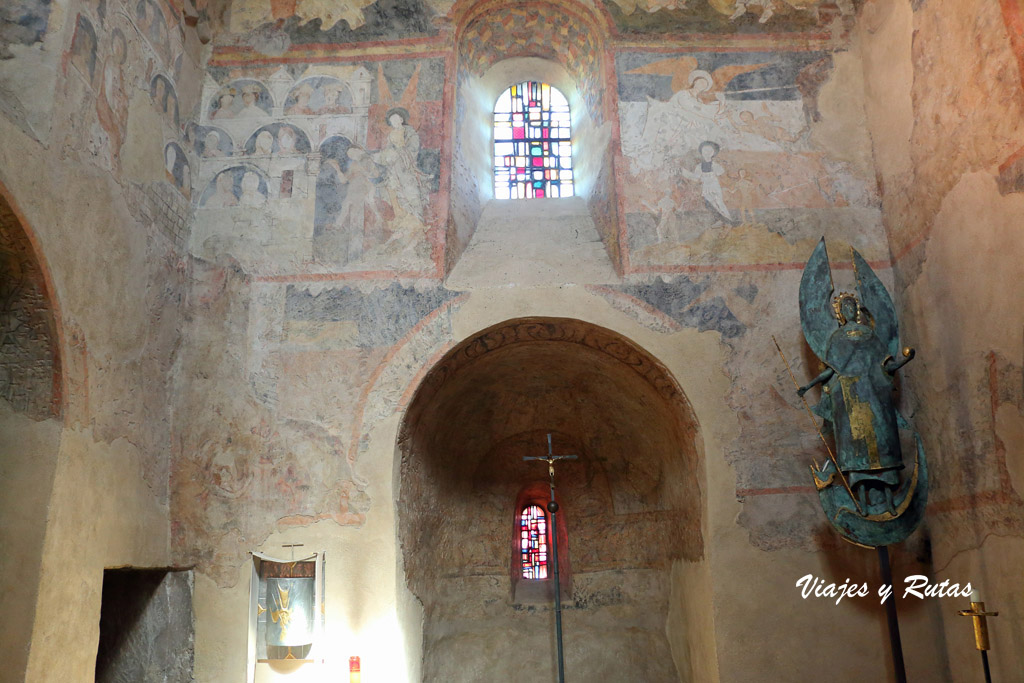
left=523, top=434, right=577, bottom=683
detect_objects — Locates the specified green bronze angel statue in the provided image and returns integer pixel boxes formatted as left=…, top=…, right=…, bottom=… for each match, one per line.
left=796, top=238, right=927, bottom=548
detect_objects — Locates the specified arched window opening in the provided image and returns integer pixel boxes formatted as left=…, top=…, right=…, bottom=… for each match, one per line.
left=519, top=504, right=549, bottom=579
left=493, top=82, right=573, bottom=200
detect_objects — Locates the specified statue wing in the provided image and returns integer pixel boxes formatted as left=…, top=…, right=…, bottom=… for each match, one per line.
left=799, top=237, right=835, bottom=362
left=852, top=247, right=900, bottom=358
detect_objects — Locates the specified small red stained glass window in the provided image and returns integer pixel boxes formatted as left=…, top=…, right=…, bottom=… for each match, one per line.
left=520, top=504, right=549, bottom=579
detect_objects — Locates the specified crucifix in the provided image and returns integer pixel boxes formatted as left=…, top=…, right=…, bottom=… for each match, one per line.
left=524, top=433, right=577, bottom=683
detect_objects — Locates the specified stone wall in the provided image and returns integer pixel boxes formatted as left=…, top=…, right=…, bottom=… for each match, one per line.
left=168, top=0, right=949, bottom=680
left=859, top=0, right=1024, bottom=679
left=0, top=0, right=202, bottom=678
left=5, top=0, right=1020, bottom=680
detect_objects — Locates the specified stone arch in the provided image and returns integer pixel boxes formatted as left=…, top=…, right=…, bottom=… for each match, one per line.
left=0, top=184, right=63, bottom=419
left=396, top=316, right=704, bottom=681
left=0, top=180, right=65, bottom=681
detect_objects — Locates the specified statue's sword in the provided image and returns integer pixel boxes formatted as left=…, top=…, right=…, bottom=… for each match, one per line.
left=773, top=336, right=863, bottom=516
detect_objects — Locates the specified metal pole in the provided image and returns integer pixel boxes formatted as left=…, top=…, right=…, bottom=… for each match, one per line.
left=548, top=491, right=565, bottom=683
left=877, top=545, right=907, bottom=683
left=524, top=434, right=576, bottom=683
left=981, top=651, right=992, bottom=683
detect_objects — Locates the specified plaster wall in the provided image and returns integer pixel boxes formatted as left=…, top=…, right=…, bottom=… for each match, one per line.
left=173, top=3, right=953, bottom=677
left=0, top=406, right=61, bottom=679
left=5, top=0, right=1012, bottom=680
left=0, top=0, right=202, bottom=678
left=859, top=1, right=1024, bottom=679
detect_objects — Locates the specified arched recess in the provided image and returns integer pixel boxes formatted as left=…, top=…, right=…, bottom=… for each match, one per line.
left=397, top=317, right=705, bottom=681
left=0, top=182, right=65, bottom=680
left=446, top=0, right=622, bottom=275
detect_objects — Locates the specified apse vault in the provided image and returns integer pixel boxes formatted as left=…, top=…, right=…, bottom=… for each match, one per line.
left=397, top=317, right=706, bottom=681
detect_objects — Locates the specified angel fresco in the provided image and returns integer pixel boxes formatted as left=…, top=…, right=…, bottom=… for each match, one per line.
left=793, top=239, right=927, bottom=547
left=377, top=107, right=429, bottom=224
left=627, top=56, right=769, bottom=170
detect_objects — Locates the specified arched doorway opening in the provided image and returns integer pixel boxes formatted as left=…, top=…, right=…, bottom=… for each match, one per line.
left=0, top=182, right=64, bottom=679
left=397, top=317, right=704, bottom=680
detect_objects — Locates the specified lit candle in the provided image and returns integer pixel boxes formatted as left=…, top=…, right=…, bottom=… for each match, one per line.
left=349, top=656, right=361, bottom=683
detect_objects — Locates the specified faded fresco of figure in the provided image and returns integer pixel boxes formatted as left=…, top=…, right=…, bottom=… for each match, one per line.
left=135, top=0, right=170, bottom=58
left=188, top=124, right=233, bottom=157
left=239, top=171, right=266, bottom=205
left=727, top=105, right=803, bottom=144
left=680, top=141, right=733, bottom=223
left=253, top=130, right=274, bottom=155
left=210, top=88, right=236, bottom=120
left=318, top=83, right=352, bottom=114
left=283, top=78, right=353, bottom=116
left=376, top=107, right=428, bottom=223
left=150, top=74, right=179, bottom=127
left=201, top=167, right=269, bottom=208
left=69, top=15, right=98, bottom=84
left=165, top=142, right=191, bottom=198
left=331, top=146, right=383, bottom=260
left=204, top=171, right=238, bottom=208
left=277, top=127, right=299, bottom=154
left=243, top=124, right=311, bottom=156
left=208, top=81, right=272, bottom=120
left=314, top=136, right=388, bottom=264
left=95, top=28, right=128, bottom=169
left=239, top=84, right=270, bottom=119
left=286, top=83, right=316, bottom=116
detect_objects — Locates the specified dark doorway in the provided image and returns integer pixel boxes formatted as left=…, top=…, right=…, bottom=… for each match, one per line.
left=95, top=568, right=194, bottom=682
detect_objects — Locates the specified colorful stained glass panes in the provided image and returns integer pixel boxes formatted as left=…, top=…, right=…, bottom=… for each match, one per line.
left=494, top=82, right=573, bottom=200
left=520, top=504, right=549, bottom=579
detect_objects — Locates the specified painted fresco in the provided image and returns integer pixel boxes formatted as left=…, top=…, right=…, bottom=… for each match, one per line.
left=0, top=0, right=52, bottom=58
left=208, top=79, right=273, bottom=120
left=616, top=50, right=882, bottom=270
left=173, top=273, right=460, bottom=583
left=190, top=59, right=443, bottom=277
left=601, top=0, right=855, bottom=35
left=49, top=0, right=194, bottom=177
left=95, top=27, right=129, bottom=170
left=150, top=74, right=180, bottom=127
left=199, top=166, right=269, bottom=207
left=135, top=0, right=171, bottom=62
left=165, top=142, right=192, bottom=197
left=186, top=123, right=235, bottom=157
left=243, top=123, right=311, bottom=155
left=228, top=0, right=439, bottom=43
left=69, top=15, right=99, bottom=84
left=459, top=5, right=606, bottom=117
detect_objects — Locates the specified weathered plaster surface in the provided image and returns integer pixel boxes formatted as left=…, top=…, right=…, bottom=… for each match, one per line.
left=0, top=405, right=61, bottom=679
left=0, top=0, right=201, bottom=678
left=5, top=0, right=1021, bottom=680
left=859, top=0, right=1024, bottom=679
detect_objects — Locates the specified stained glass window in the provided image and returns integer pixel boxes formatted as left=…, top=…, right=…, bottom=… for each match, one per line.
left=520, top=504, right=549, bottom=579
left=494, top=82, right=573, bottom=200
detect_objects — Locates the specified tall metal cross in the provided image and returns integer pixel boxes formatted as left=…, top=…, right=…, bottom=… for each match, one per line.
left=524, top=434, right=577, bottom=683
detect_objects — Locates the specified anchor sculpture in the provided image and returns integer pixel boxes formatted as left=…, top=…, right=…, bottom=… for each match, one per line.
left=795, top=238, right=927, bottom=548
